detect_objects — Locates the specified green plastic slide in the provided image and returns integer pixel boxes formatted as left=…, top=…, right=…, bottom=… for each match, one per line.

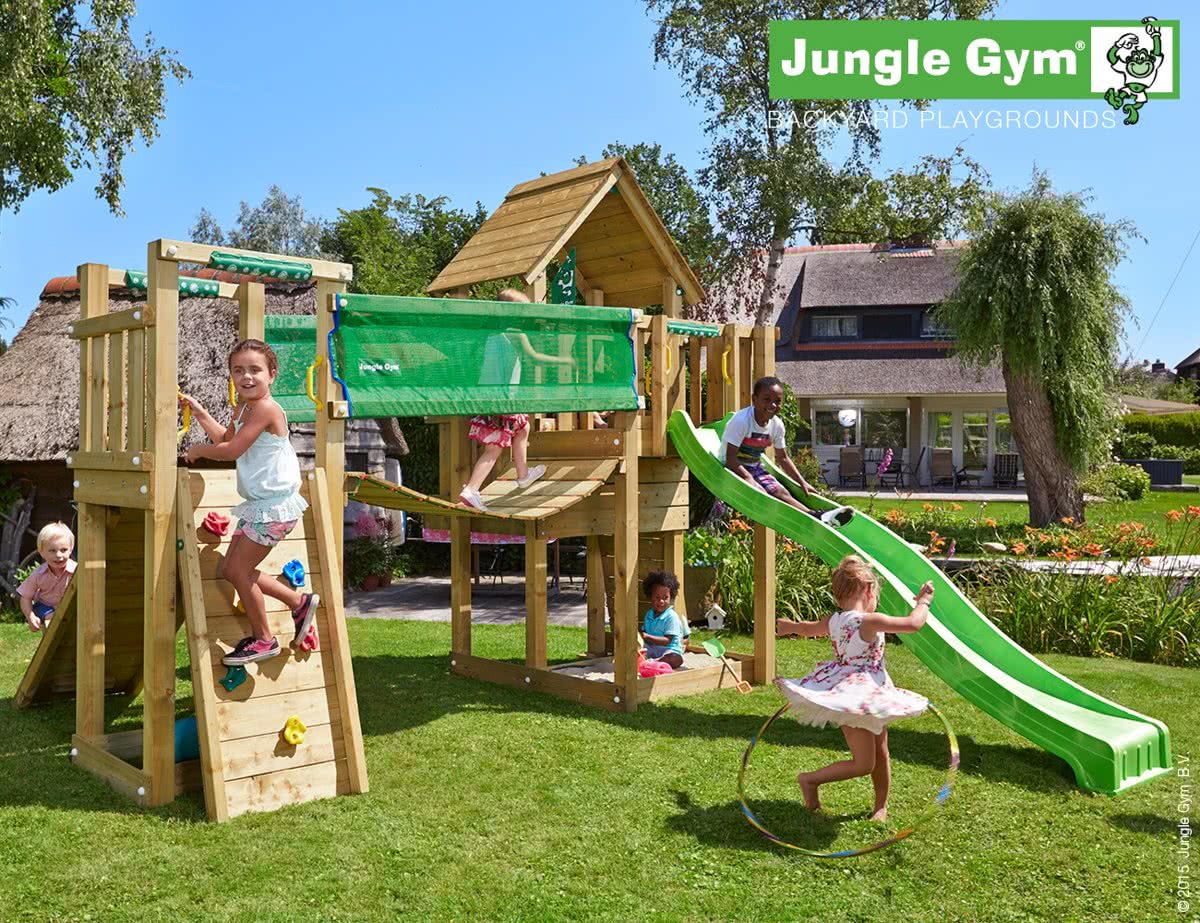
left=668, top=410, right=1172, bottom=794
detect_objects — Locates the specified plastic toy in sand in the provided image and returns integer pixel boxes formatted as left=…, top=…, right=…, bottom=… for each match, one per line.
left=702, top=639, right=752, bottom=694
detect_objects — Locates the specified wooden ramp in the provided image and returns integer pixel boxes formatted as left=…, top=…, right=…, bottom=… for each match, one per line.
left=14, top=511, right=186, bottom=708
left=346, top=458, right=619, bottom=521
left=178, top=468, right=368, bottom=821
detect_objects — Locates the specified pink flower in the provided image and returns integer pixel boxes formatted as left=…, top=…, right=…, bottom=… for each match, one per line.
left=878, top=448, right=894, bottom=476
left=355, top=511, right=380, bottom=538
left=945, top=539, right=956, bottom=559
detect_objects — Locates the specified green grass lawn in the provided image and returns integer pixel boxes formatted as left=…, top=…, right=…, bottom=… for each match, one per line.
left=0, top=619, right=1189, bottom=921
left=1186, top=474, right=1200, bottom=487
left=844, top=492, right=1200, bottom=555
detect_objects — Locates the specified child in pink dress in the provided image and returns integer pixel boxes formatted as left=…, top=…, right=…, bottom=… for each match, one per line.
left=458, top=288, right=574, bottom=513
left=775, top=555, right=934, bottom=821
left=17, top=522, right=77, bottom=632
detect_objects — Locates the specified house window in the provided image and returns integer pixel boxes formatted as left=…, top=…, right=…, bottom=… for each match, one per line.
left=963, top=413, right=989, bottom=469
left=862, top=313, right=912, bottom=340
left=811, top=315, right=858, bottom=338
left=815, top=411, right=857, bottom=446
left=862, top=410, right=907, bottom=448
left=995, top=412, right=1018, bottom=454
left=927, top=412, right=952, bottom=449
left=920, top=310, right=953, bottom=338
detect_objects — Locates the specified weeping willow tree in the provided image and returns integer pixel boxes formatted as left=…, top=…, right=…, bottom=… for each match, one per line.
left=938, top=174, right=1134, bottom=525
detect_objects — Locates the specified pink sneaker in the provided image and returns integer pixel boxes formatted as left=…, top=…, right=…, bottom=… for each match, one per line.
left=222, top=636, right=280, bottom=666
left=292, top=593, right=320, bottom=645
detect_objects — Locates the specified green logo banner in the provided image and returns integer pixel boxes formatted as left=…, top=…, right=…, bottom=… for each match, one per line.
left=769, top=19, right=1178, bottom=101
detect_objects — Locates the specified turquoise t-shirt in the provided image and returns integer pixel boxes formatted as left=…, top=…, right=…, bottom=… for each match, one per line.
left=643, top=606, right=686, bottom=656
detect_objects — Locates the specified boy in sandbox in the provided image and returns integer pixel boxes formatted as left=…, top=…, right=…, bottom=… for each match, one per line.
left=722, top=376, right=854, bottom=528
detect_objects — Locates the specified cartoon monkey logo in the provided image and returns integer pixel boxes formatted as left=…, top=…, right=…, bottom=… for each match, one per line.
left=1104, top=17, right=1164, bottom=125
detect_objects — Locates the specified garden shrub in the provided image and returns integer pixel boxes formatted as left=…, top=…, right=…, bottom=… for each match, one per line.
left=1121, top=411, right=1200, bottom=449
left=1081, top=462, right=1151, bottom=501
left=1151, top=444, right=1200, bottom=474
left=1112, top=430, right=1156, bottom=459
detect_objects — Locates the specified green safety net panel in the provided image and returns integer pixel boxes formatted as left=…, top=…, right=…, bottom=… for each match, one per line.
left=329, top=294, right=640, bottom=418
left=264, top=315, right=317, bottom=424
left=666, top=320, right=721, bottom=337
left=208, top=251, right=313, bottom=281
left=124, top=270, right=222, bottom=298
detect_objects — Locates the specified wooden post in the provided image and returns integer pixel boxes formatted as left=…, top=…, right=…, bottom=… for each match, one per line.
left=449, top=421, right=472, bottom=655
left=525, top=522, right=547, bottom=669
left=722, top=326, right=742, bottom=417
left=75, top=502, right=106, bottom=738
left=663, top=530, right=686, bottom=621
left=688, top=339, right=703, bottom=423
left=705, top=336, right=724, bottom=421
left=237, top=281, right=265, bottom=341
left=752, top=521, right=776, bottom=686
left=315, top=280, right=348, bottom=567
left=649, top=314, right=669, bottom=457
left=662, top=277, right=683, bottom=319
left=611, top=411, right=640, bottom=711
left=585, top=535, right=606, bottom=656
left=752, top=326, right=777, bottom=685
left=144, top=243, right=179, bottom=806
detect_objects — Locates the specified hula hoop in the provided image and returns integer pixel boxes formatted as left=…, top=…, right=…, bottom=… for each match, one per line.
left=737, top=701, right=959, bottom=858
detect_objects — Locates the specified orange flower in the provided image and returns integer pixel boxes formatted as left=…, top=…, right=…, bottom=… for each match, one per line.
left=1141, top=557, right=1152, bottom=566
left=1060, top=516, right=1075, bottom=526
left=1188, top=506, right=1200, bottom=518
left=1083, top=543, right=1104, bottom=557
left=1012, top=542, right=1027, bottom=555
left=1166, top=509, right=1183, bottom=523
left=885, top=509, right=905, bottom=524
left=1105, top=575, right=1119, bottom=585
left=982, top=517, right=998, bottom=528
left=923, top=503, right=935, bottom=512
left=951, top=503, right=964, bottom=512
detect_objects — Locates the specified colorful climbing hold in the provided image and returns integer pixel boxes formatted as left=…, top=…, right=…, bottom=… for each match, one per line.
left=281, top=559, right=305, bottom=589
left=219, top=665, right=247, bottom=692
left=282, top=715, right=307, bottom=746
left=202, top=511, right=231, bottom=537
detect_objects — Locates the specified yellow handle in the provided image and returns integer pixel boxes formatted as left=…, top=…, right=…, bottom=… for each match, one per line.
left=228, top=377, right=238, bottom=407
left=666, top=347, right=672, bottom=373
left=306, top=356, right=324, bottom=409
left=177, top=391, right=192, bottom=445
left=721, top=347, right=732, bottom=384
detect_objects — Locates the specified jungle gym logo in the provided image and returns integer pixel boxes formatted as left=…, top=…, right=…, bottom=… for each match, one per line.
left=769, top=18, right=1178, bottom=125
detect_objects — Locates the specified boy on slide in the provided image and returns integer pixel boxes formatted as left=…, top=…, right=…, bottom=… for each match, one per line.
left=722, top=377, right=854, bottom=528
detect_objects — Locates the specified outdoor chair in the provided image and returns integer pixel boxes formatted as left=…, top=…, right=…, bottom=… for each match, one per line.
left=993, top=452, right=1020, bottom=488
left=898, top=446, right=928, bottom=490
left=931, top=448, right=982, bottom=491
left=839, top=446, right=865, bottom=488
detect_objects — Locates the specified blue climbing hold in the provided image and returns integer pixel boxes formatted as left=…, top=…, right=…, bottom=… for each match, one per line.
left=219, top=665, right=248, bottom=692
left=282, top=559, right=305, bottom=589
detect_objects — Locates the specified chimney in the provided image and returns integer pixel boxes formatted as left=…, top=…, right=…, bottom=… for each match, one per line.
left=1152, top=360, right=1166, bottom=373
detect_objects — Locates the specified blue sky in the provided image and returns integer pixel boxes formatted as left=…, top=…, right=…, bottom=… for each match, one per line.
left=1, top=0, right=1195, bottom=368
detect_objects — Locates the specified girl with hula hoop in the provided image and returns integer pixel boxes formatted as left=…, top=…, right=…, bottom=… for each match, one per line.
left=774, top=555, right=935, bottom=821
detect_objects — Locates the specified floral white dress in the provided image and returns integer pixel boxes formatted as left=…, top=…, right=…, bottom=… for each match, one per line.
left=775, top=610, right=928, bottom=735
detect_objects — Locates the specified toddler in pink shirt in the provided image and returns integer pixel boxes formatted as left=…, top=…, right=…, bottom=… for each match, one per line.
left=18, top=521, right=76, bottom=632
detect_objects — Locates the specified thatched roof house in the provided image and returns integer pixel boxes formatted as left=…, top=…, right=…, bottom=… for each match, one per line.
left=0, top=271, right=403, bottom=559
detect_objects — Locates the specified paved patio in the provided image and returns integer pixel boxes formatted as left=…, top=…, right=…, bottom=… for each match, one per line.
left=345, top=576, right=587, bottom=626
left=837, top=487, right=1029, bottom=502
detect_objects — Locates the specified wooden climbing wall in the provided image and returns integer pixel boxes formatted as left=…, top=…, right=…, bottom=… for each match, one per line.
left=178, top=468, right=367, bottom=821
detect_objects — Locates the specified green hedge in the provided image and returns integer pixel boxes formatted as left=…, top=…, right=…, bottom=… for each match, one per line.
left=1121, top=412, right=1200, bottom=448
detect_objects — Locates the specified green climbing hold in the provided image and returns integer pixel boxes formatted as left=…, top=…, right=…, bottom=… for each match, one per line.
left=219, top=665, right=248, bottom=692
left=124, top=270, right=221, bottom=298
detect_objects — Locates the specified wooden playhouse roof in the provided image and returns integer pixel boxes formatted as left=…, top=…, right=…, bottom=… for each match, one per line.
left=426, top=158, right=705, bottom=307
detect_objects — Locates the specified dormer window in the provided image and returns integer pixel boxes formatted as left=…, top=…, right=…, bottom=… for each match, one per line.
left=812, top=315, right=858, bottom=338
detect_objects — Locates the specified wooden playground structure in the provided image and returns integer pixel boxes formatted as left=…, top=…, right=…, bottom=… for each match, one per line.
left=14, top=157, right=783, bottom=820
left=15, top=244, right=367, bottom=821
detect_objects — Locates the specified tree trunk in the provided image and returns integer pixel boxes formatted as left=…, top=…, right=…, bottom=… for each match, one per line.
left=1002, top=358, right=1085, bottom=525
left=754, top=235, right=788, bottom=327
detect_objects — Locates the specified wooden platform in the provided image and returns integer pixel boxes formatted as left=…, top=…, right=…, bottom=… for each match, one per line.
left=346, top=457, right=618, bottom=521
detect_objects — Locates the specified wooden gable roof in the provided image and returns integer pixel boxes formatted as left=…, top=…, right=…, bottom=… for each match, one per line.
left=426, top=158, right=705, bottom=307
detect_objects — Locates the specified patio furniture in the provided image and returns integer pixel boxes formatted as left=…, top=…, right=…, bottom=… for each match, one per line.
left=899, top=446, right=928, bottom=489
left=993, top=452, right=1020, bottom=488
left=930, top=448, right=981, bottom=491
left=839, top=446, right=865, bottom=488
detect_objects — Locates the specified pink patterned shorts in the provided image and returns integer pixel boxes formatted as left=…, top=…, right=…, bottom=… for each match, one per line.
left=468, top=414, right=529, bottom=448
left=234, top=518, right=298, bottom=547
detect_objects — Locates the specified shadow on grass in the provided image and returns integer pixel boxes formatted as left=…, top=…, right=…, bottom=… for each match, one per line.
left=663, top=789, right=849, bottom=855
left=351, top=652, right=1077, bottom=795
left=1107, top=812, right=1180, bottom=836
